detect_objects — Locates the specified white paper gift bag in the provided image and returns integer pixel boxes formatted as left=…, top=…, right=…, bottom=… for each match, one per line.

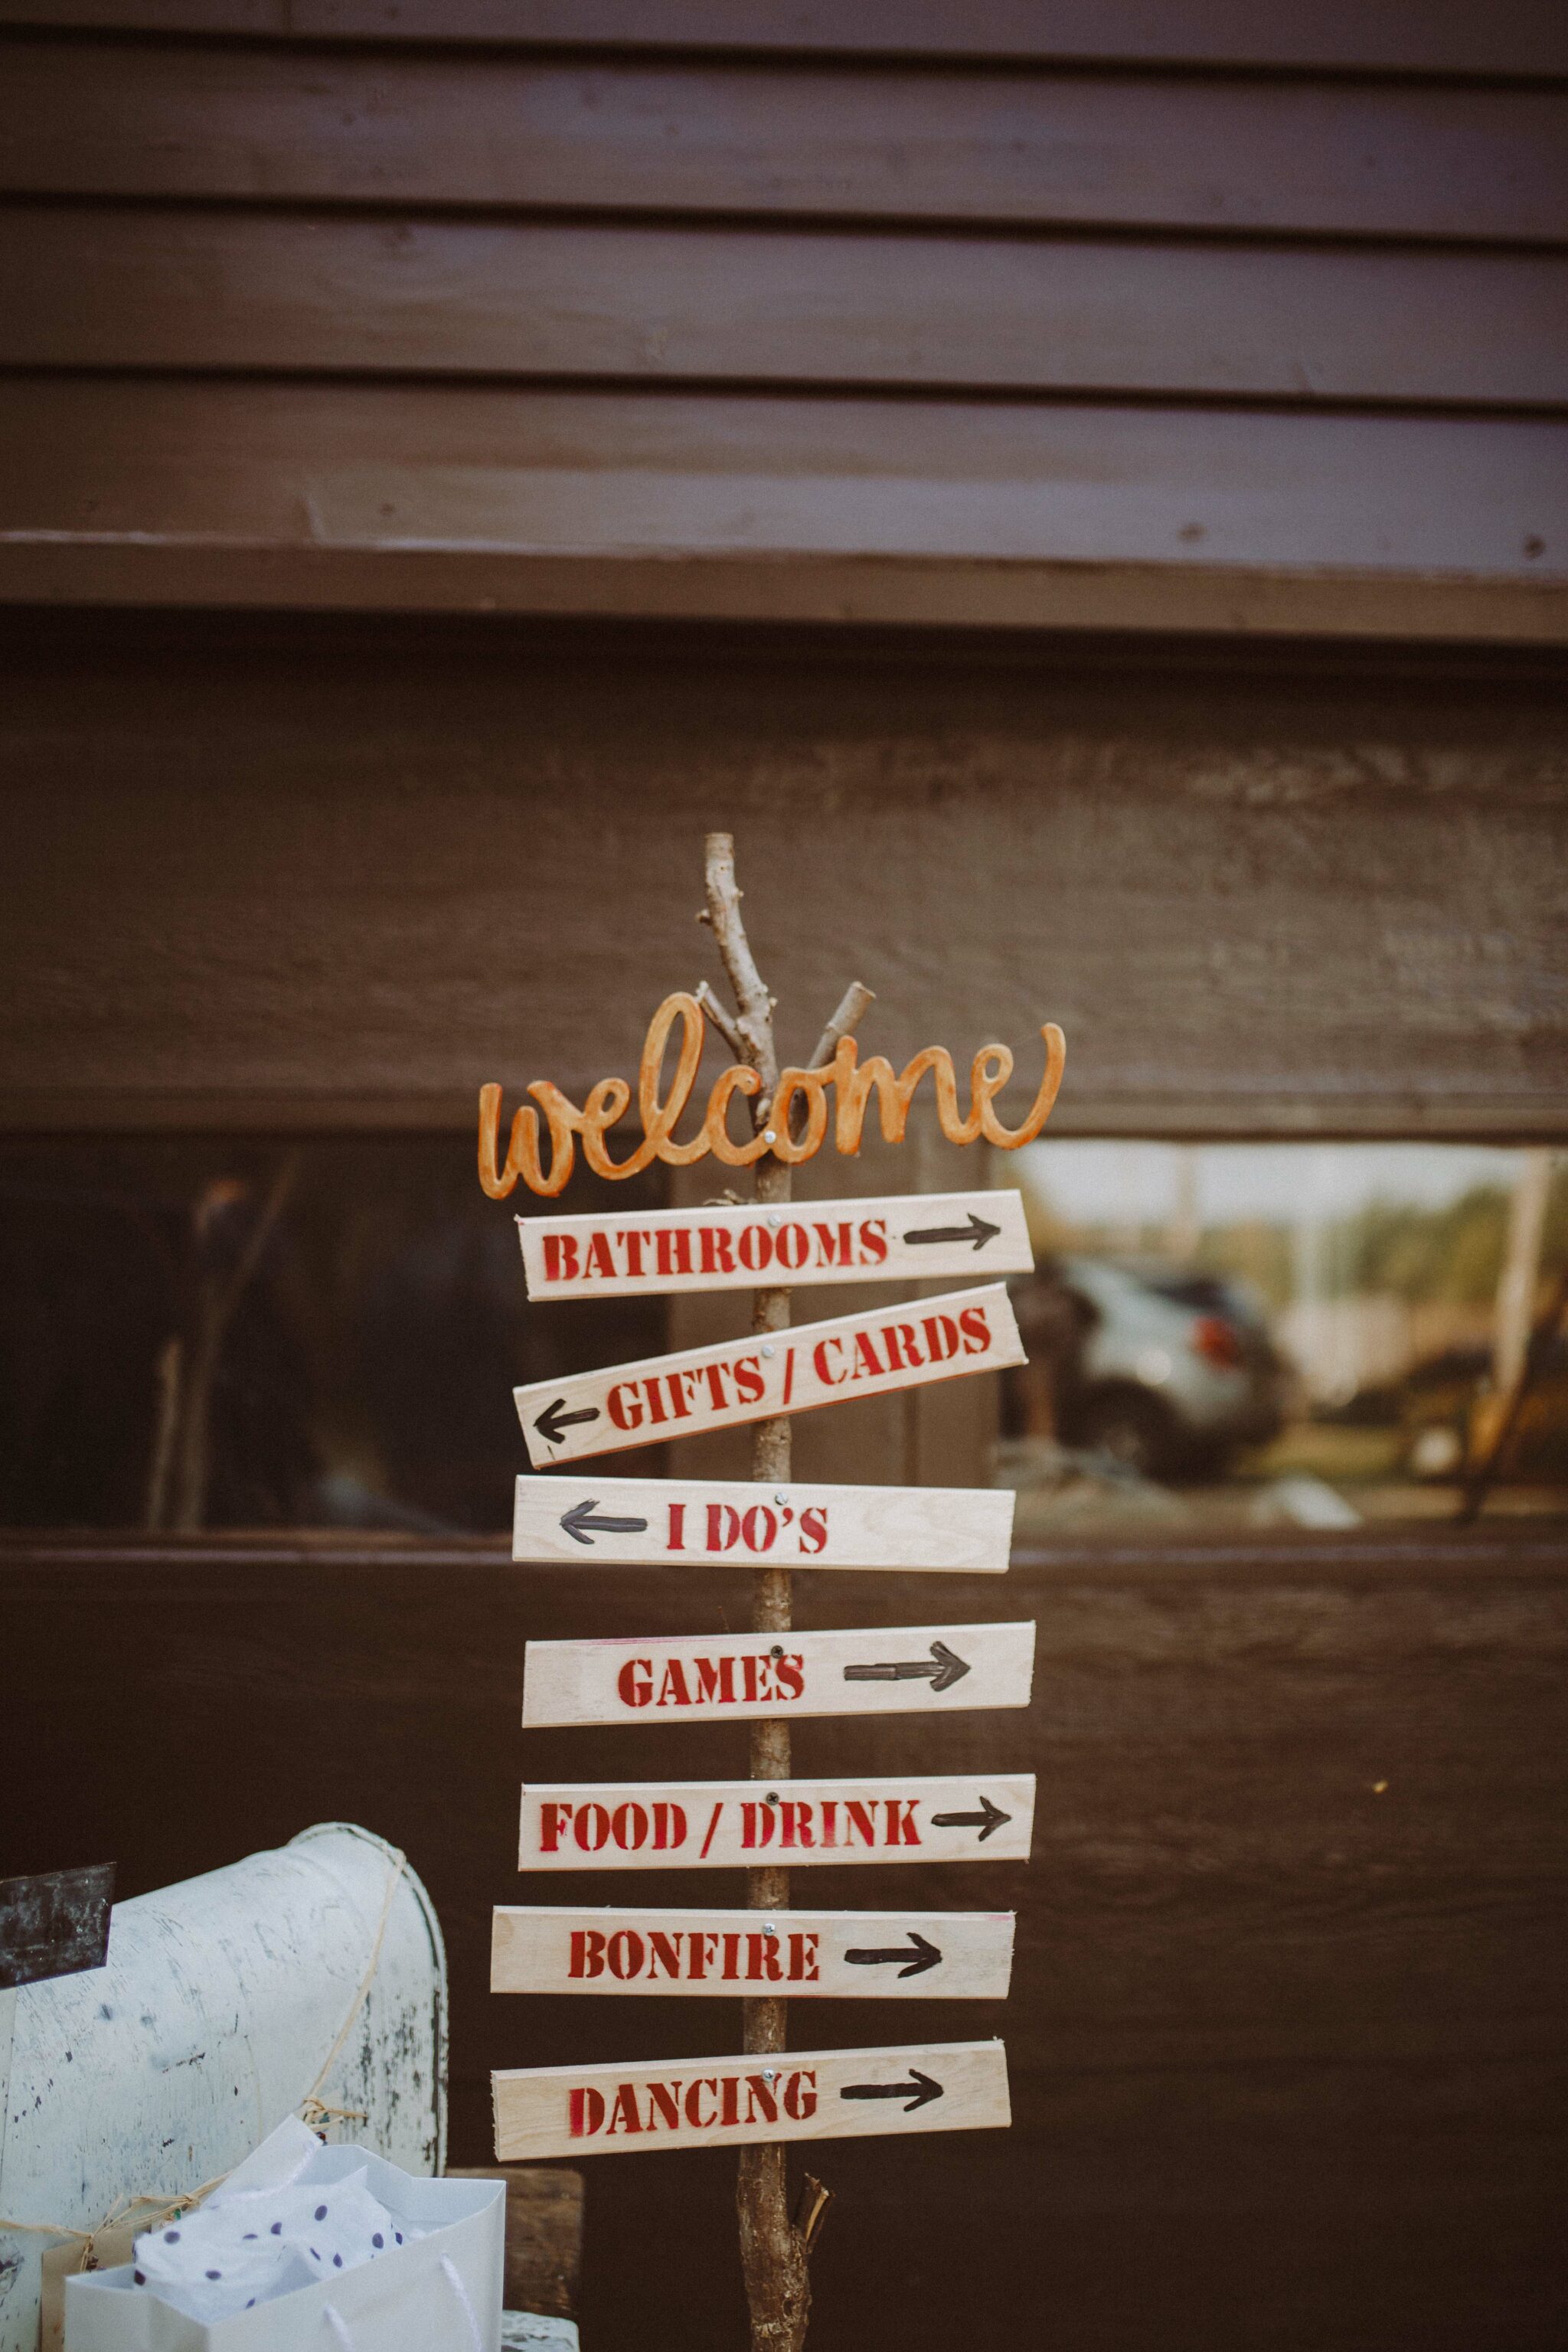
left=64, top=2122, right=504, bottom=2352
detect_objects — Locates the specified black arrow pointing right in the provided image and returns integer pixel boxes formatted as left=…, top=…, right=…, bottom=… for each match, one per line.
left=559, top=1498, right=649, bottom=1546
left=929, top=1794, right=1011, bottom=1842
left=840, top=2069, right=944, bottom=2113
left=844, top=1639, right=970, bottom=1694
left=534, top=1398, right=600, bottom=1449
left=903, top=1210, right=1001, bottom=1251
left=844, top=1932, right=941, bottom=1979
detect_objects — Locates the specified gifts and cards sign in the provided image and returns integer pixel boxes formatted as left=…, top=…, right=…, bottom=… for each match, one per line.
left=485, top=976, right=1060, bottom=2173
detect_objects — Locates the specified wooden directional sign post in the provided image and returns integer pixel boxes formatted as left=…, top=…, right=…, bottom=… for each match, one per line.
left=493, top=2040, right=1011, bottom=2164
left=518, top=1189, right=1034, bottom=1298
left=514, top=1475, right=1014, bottom=1572
left=485, top=834, right=1061, bottom=2352
left=515, top=1282, right=1024, bottom=1466
left=492, top=1908, right=1015, bottom=1999
left=518, top=1775, right=1036, bottom=1871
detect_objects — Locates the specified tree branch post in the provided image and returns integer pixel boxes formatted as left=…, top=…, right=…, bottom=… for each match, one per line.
left=701, top=834, right=867, bottom=2352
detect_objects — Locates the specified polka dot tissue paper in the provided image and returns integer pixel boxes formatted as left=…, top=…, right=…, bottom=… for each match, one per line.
left=64, top=2118, right=505, bottom=2350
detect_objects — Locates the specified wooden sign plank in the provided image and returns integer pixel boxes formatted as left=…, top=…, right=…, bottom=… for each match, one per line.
left=492, top=1906, right=1014, bottom=1999
left=521, top=1621, right=1035, bottom=1730
left=493, top=2039, right=1010, bottom=2163
left=518, top=1775, right=1036, bottom=1872
left=518, top=1190, right=1033, bottom=1298
left=514, top=1475, right=1014, bottom=1572
left=0, top=1864, right=114, bottom=1991
left=514, top=1282, right=1024, bottom=1467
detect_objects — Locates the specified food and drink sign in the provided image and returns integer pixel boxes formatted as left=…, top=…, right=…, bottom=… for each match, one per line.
left=485, top=984, right=1062, bottom=2164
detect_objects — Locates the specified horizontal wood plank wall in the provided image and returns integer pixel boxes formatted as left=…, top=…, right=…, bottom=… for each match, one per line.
left=0, top=9, right=1563, bottom=637
left=0, top=616, right=1562, bottom=1137
left=3, top=1527, right=1563, bottom=2348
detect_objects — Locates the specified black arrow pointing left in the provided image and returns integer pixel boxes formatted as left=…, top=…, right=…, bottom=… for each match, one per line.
left=903, top=1210, right=1001, bottom=1251
left=560, top=1498, right=649, bottom=1546
left=840, top=2069, right=944, bottom=2113
left=844, top=1932, right=941, bottom=1979
left=534, top=1398, right=600, bottom=1449
left=844, top=1639, right=970, bottom=1694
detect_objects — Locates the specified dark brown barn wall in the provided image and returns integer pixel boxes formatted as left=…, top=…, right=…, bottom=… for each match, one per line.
left=0, top=618, right=1562, bottom=1139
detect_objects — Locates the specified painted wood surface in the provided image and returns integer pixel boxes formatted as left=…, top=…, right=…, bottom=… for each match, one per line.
left=514, top=1284, right=1023, bottom=1467
left=493, top=2037, right=1010, bottom=2161
left=517, top=1775, right=1037, bottom=1870
left=514, top=1476, right=1014, bottom=1573
left=3, top=1, right=1561, bottom=75
left=12, top=43, right=1563, bottom=244
left=520, top=1620, right=1036, bottom=1730
left=518, top=1191, right=1031, bottom=1298
left=491, top=1905, right=1014, bottom=1998
left=8, top=208, right=1564, bottom=410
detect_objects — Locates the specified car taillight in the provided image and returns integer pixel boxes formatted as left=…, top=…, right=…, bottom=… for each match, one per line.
left=1191, top=1315, right=1243, bottom=1370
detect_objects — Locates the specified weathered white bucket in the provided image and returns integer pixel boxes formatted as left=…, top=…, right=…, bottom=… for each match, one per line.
left=0, top=1824, right=446, bottom=2352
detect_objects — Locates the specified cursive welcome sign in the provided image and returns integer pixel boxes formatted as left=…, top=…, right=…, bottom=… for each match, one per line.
left=479, top=991, right=1066, bottom=1198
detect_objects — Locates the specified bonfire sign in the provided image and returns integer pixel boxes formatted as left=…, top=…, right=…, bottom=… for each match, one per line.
left=483, top=835, right=1061, bottom=2352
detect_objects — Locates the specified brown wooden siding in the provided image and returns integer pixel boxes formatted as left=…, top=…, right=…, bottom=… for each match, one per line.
left=0, top=6, right=1563, bottom=637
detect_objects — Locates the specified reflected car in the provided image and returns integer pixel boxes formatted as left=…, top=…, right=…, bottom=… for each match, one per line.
left=1012, top=1256, right=1288, bottom=1481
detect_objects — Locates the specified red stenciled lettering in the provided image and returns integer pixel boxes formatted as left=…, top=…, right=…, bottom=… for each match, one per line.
left=845, top=1801, right=878, bottom=1847
left=611, top=1802, right=648, bottom=1851
left=606, top=1381, right=645, bottom=1432
left=569, top=1929, right=606, bottom=1980
left=640, top=1376, right=668, bottom=1427
left=617, top=1658, right=653, bottom=1709
left=885, top=1798, right=921, bottom=1846
left=688, top=1932, right=720, bottom=1981
left=720, top=2075, right=741, bottom=2127
left=703, top=1361, right=732, bottom=1412
left=542, top=1234, right=579, bottom=1284
left=788, top=1933, right=819, bottom=1984
left=585, top=1233, right=616, bottom=1281
left=798, top=1506, right=828, bottom=1556
left=656, top=1658, right=692, bottom=1707
left=741, top=1655, right=761, bottom=1704
left=746, top=1933, right=785, bottom=1983
left=740, top=1802, right=775, bottom=1851
left=773, top=1653, right=804, bottom=1702
left=740, top=1505, right=779, bottom=1553
left=783, top=2069, right=818, bottom=2122
left=811, top=1221, right=851, bottom=1266
left=851, top=1329, right=887, bottom=1380
left=652, top=1802, right=686, bottom=1851
left=736, top=1223, right=771, bottom=1274
left=921, top=1312, right=960, bottom=1364
left=819, top=1800, right=838, bottom=1847
left=646, top=2082, right=681, bottom=2132
left=775, top=1222, right=809, bottom=1271
left=694, top=1655, right=737, bottom=1706
left=574, top=1804, right=611, bottom=1852
left=686, top=2077, right=719, bottom=2128
left=606, top=2085, right=642, bottom=2135
left=539, top=1801, right=572, bottom=1854
left=606, top=1930, right=645, bottom=1980
left=858, top=1218, right=889, bottom=1264
left=622, top=1230, right=647, bottom=1278
left=666, top=1501, right=686, bottom=1550
left=743, top=2076, right=779, bottom=2126
left=720, top=1932, right=742, bottom=1982
left=697, top=1228, right=737, bottom=1276
left=569, top=2086, right=604, bottom=2139
left=732, top=1354, right=765, bottom=1404
left=959, top=1304, right=991, bottom=1354
left=780, top=1801, right=815, bottom=1849
left=880, top=1321, right=926, bottom=1373
left=654, top=1230, right=694, bottom=1278
left=812, top=1337, right=848, bottom=1386
left=662, top=1370, right=695, bottom=1421
left=706, top=1504, right=742, bottom=1553
left=647, top=1932, right=682, bottom=1980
